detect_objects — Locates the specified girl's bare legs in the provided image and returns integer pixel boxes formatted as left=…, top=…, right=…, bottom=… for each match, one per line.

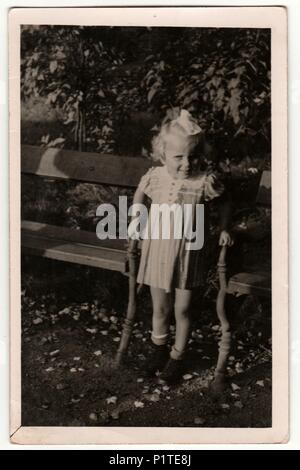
left=143, top=287, right=172, bottom=377
left=150, top=287, right=173, bottom=344
left=171, top=288, right=193, bottom=359
left=160, top=288, right=193, bottom=383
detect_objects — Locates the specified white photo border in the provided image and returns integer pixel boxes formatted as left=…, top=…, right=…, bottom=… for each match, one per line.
left=9, top=5, right=288, bottom=445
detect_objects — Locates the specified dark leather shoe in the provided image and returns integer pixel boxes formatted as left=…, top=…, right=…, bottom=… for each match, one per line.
left=160, top=357, right=184, bottom=385
left=143, top=344, right=169, bottom=378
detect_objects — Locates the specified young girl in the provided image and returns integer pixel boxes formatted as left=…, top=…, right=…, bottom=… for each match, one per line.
left=128, top=110, right=233, bottom=384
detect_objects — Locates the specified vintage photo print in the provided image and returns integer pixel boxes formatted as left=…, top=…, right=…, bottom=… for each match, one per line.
left=9, top=7, right=288, bottom=444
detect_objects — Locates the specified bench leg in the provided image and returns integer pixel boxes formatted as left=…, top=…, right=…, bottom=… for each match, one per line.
left=211, top=246, right=231, bottom=395
left=115, top=247, right=138, bottom=365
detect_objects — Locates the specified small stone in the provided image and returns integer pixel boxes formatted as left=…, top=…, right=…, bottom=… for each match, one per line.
left=70, top=368, right=77, bottom=373
left=113, top=337, right=120, bottom=342
left=33, top=318, right=43, bottom=325
left=45, top=367, right=54, bottom=372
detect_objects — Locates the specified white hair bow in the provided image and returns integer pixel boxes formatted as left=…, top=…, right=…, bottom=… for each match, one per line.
left=171, top=109, right=202, bottom=136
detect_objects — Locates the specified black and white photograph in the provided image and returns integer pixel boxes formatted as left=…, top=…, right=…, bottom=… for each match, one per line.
left=9, top=6, right=288, bottom=444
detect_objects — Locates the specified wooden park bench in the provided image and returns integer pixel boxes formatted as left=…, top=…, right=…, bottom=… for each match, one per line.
left=21, top=144, right=271, bottom=382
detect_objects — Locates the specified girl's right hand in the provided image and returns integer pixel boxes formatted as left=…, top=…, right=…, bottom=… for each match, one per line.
left=219, top=230, right=234, bottom=246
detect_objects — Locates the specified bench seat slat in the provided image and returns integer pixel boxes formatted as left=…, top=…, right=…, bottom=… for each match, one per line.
left=21, top=221, right=127, bottom=251
left=21, top=221, right=127, bottom=272
left=228, top=271, right=271, bottom=296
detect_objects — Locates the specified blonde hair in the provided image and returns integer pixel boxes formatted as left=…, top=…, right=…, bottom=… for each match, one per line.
left=151, top=121, right=203, bottom=162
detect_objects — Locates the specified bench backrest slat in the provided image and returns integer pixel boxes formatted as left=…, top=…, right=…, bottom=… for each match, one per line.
left=21, top=145, right=152, bottom=188
left=256, top=170, right=271, bottom=206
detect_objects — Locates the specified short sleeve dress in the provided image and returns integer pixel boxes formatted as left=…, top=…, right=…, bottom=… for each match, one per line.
left=136, top=166, right=224, bottom=293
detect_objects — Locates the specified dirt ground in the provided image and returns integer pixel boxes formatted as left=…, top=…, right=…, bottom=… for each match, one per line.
left=21, top=259, right=272, bottom=428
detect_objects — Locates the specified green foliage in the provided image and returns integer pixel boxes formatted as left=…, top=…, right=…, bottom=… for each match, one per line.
left=21, top=26, right=270, bottom=168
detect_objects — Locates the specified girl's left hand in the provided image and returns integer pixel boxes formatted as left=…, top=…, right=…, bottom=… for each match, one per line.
left=219, top=230, right=234, bottom=246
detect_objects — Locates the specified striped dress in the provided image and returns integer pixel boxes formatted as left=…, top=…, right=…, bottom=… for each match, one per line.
left=136, top=165, right=224, bottom=293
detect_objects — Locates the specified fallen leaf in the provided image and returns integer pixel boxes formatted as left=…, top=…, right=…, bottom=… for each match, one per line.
left=137, top=378, right=144, bottom=383
left=101, top=330, right=108, bottom=336
left=111, top=410, right=120, bottom=420
left=149, top=394, right=160, bottom=402
left=71, top=397, right=81, bottom=404
left=183, top=374, right=193, bottom=381
left=231, top=383, right=241, bottom=391
left=212, top=325, right=220, bottom=331
left=106, top=396, right=118, bottom=405
left=33, top=318, right=43, bottom=325
left=59, top=308, right=70, bottom=315
left=86, top=328, right=97, bottom=334
left=134, top=401, right=144, bottom=408
left=194, top=417, right=206, bottom=425
left=45, top=367, right=54, bottom=372
left=49, top=349, right=60, bottom=356
left=234, top=401, right=244, bottom=409
left=220, top=404, right=230, bottom=409
left=70, top=368, right=77, bottom=373
left=113, top=337, right=120, bottom=342
left=89, top=412, right=97, bottom=422
left=56, top=383, right=66, bottom=391
left=73, top=357, right=81, bottom=361
left=256, top=380, right=265, bottom=387
left=93, top=350, right=102, bottom=356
